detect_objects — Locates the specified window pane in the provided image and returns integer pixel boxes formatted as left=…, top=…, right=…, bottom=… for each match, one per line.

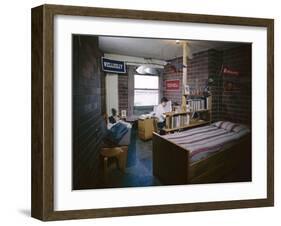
left=134, top=89, right=159, bottom=106
left=134, top=75, right=159, bottom=89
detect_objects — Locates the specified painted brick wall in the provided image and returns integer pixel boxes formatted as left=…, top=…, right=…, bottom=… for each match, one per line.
left=187, top=50, right=210, bottom=94
left=72, top=35, right=106, bottom=189
left=207, top=46, right=251, bottom=125
left=118, top=65, right=137, bottom=115
left=208, top=49, right=223, bottom=122
left=163, top=51, right=210, bottom=105
left=163, top=45, right=251, bottom=125
left=221, top=45, right=252, bottom=125
left=163, top=58, right=183, bottom=105
left=118, top=73, right=129, bottom=114
left=113, top=45, right=250, bottom=125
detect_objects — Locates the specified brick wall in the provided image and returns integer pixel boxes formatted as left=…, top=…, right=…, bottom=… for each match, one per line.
left=163, top=45, right=251, bottom=125
left=163, top=51, right=210, bottom=105
left=118, top=65, right=135, bottom=116
left=72, top=35, right=106, bottom=189
left=221, top=45, right=252, bottom=125
left=208, top=49, right=223, bottom=122
left=118, top=74, right=129, bottom=113
left=163, top=58, right=183, bottom=105
left=187, top=51, right=210, bottom=93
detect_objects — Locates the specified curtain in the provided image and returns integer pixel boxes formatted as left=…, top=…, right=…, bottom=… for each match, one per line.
left=127, top=65, right=136, bottom=117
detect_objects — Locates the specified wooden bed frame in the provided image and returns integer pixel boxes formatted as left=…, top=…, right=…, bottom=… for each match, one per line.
left=152, top=132, right=252, bottom=185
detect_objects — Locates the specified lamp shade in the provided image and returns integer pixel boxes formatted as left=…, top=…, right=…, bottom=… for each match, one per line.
left=136, top=65, right=158, bottom=75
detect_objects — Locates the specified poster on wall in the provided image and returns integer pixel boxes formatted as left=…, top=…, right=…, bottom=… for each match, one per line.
left=223, top=67, right=240, bottom=76
left=165, top=79, right=180, bottom=91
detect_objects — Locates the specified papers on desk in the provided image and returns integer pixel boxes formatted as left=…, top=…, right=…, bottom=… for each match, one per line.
left=138, top=113, right=155, bottom=120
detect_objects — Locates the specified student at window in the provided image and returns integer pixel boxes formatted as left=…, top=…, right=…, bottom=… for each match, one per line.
left=154, top=97, right=169, bottom=130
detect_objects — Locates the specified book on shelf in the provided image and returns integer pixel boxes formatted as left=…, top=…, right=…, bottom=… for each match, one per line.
left=206, top=96, right=211, bottom=110
left=187, top=96, right=211, bottom=112
left=168, top=114, right=190, bottom=129
left=165, top=95, right=211, bottom=130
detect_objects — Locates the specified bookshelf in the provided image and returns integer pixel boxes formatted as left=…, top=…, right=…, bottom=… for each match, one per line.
left=163, top=95, right=212, bottom=133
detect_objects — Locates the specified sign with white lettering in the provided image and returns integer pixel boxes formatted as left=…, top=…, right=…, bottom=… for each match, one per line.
left=101, top=57, right=126, bottom=74
left=223, top=67, right=239, bottom=76
left=165, top=79, right=180, bottom=91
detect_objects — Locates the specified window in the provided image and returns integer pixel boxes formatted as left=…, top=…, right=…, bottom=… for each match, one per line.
left=134, top=75, right=159, bottom=107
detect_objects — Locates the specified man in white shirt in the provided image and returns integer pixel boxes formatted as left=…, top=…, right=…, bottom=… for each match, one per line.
left=154, top=97, right=169, bottom=131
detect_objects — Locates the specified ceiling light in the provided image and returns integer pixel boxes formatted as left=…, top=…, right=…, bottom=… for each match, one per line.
left=136, top=65, right=158, bottom=75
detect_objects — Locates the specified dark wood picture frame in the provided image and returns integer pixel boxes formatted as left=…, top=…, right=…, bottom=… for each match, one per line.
left=31, top=4, right=274, bottom=221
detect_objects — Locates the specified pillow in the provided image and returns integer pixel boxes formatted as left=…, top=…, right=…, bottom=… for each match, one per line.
left=212, top=121, right=236, bottom=132
left=232, top=124, right=249, bottom=133
left=212, top=121, right=224, bottom=128
left=220, top=121, right=237, bottom=132
left=212, top=121, right=250, bottom=133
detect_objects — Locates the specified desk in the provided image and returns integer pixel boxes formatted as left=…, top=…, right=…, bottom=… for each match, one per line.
left=138, top=118, right=156, bottom=141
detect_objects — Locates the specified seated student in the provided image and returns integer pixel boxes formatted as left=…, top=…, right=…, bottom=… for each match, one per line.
left=154, top=97, right=169, bottom=131
left=105, top=108, right=131, bottom=145
left=108, top=108, right=120, bottom=124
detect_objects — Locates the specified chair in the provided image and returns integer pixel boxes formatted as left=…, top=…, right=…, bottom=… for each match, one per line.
left=100, top=114, right=130, bottom=181
left=100, top=146, right=128, bottom=181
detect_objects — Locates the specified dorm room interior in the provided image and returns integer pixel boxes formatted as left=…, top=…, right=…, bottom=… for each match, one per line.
left=72, top=35, right=252, bottom=190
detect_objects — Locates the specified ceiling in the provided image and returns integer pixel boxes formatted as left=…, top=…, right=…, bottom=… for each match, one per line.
left=98, top=36, right=248, bottom=61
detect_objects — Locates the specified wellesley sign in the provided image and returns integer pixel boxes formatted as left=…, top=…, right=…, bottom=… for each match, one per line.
left=101, top=57, right=126, bottom=74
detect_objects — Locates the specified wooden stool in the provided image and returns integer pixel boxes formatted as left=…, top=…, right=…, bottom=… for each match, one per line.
left=100, top=146, right=128, bottom=181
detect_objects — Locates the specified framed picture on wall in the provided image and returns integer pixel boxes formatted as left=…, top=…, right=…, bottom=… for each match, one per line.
left=31, top=4, right=274, bottom=221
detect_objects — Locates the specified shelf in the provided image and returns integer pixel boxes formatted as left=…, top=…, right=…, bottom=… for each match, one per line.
left=164, top=109, right=210, bottom=117
left=163, top=120, right=210, bottom=132
left=189, top=109, right=210, bottom=113
left=164, top=111, right=189, bottom=116
left=183, top=93, right=205, bottom=97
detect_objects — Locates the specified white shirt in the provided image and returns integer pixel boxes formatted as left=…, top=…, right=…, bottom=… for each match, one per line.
left=154, top=104, right=166, bottom=122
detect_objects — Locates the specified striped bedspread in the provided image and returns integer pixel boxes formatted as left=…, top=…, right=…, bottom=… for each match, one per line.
left=162, top=123, right=250, bottom=163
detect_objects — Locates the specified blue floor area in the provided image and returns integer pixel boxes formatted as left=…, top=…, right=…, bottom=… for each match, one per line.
left=99, top=126, right=161, bottom=188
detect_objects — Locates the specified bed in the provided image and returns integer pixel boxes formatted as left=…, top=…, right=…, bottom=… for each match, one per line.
left=152, top=121, right=252, bottom=185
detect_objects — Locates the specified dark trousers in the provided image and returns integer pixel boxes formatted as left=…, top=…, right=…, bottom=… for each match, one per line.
left=157, top=121, right=165, bottom=135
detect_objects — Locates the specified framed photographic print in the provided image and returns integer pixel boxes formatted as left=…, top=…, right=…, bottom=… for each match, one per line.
left=31, top=4, right=274, bottom=221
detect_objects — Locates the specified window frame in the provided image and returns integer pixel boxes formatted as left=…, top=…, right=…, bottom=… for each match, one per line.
left=133, top=74, right=160, bottom=108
